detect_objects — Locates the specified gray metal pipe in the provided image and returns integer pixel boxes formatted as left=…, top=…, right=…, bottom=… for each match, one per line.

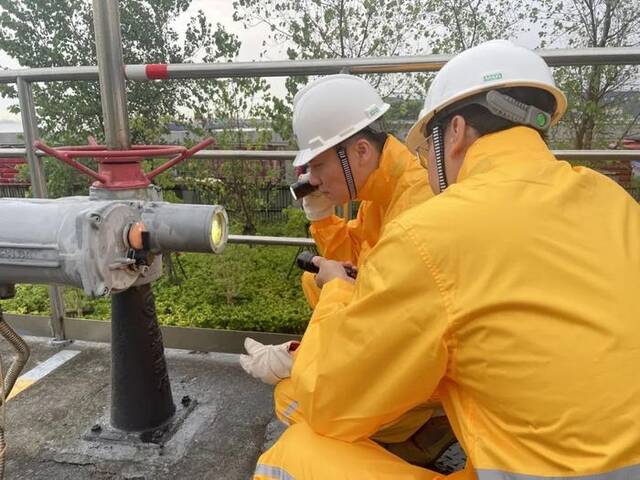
left=0, top=197, right=230, bottom=295
left=0, top=66, right=98, bottom=83
left=16, top=79, right=46, bottom=197
left=227, top=235, right=315, bottom=247
left=0, top=197, right=163, bottom=297
left=0, top=47, right=638, bottom=84
left=142, top=203, right=229, bottom=254
left=0, top=199, right=93, bottom=287
left=2, top=147, right=637, bottom=162
left=187, top=149, right=640, bottom=162
left=92, top=0, right=130, bottom=149
left=126, top=47, right=640, bottom=80
left=16, top=78, right=67, bottom=341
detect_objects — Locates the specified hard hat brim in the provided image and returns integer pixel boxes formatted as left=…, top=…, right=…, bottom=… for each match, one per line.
left=293, top=148, right=315, bottom=167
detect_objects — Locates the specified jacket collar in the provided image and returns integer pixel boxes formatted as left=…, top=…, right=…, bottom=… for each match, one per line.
left=457, top=126, right=556, bottom=182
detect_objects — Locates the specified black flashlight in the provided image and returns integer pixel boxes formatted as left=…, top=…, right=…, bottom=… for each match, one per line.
left=296, top=251, right=357, bottom=279
left=289, top=179, right=318, bottom=200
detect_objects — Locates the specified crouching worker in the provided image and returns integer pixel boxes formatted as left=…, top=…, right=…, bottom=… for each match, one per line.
left=254, top=40, right=640, bottom=479
left=240, top=74, right=455, bottom=466
left=291, top=74, right=433, bottom=308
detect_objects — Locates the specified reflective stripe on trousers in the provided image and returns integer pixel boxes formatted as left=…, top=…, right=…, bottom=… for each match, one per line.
left=255, top=464, right=296, bottom=480
left=477, top=463, right=640, bottom=480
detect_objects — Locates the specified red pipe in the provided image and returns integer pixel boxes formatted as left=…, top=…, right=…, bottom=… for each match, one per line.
left=146, top=138, right=215, bottom=180
left=34, top=141, right=108, bottom=183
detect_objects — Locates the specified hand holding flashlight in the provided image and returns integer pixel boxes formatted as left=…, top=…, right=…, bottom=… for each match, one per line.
left=296, top=251, right=357, bottom=288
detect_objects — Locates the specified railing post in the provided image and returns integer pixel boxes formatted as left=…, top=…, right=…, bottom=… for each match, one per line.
left=92, top=0, right=176, bottom=433
left=16, top=77, right=67, bottom=342
left=92, top=0, right=130, bottom=149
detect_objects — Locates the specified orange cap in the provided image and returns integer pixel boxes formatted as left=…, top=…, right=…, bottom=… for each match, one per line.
left=127, top=222, right=146, bottom=250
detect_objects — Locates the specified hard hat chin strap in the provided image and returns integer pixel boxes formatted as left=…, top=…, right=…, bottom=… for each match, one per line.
left=336, top=146, right=358, bottom=200
left=431, top=124, right=448, bottom=193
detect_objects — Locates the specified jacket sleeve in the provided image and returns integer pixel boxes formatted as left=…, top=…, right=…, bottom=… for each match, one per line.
left=291, top=220, right=451, bottom=442
left=309, top=200, right=383, bottom=264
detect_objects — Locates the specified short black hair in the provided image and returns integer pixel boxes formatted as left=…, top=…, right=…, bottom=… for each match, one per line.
left=350, top=126, right=388, bottom=153
left=340, top=117, right=389, bottom=154
left=428, top=86, right=557, bottom=138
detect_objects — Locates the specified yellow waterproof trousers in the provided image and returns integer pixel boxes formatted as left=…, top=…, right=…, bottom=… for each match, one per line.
left=274, top=378, right=435, bottom=443
left=254, top=422, right=473, bottom=480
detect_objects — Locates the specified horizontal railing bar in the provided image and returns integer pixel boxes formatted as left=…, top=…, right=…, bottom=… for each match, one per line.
left=1, top=148, right=638, bottom=162
left=0, top=47, right=638, bottom=83
left=553, top=150, right=640, bottom=161
left=228, top=235, right=315, bottom=247
left=0, top=66, right=99, bottom=83
left=3, top=314, right=301, bottom=353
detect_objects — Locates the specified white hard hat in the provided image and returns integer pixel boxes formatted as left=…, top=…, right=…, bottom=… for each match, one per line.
left=406, top=40, right=567, bottom=153
left=292, top=74, right=390, bottom=167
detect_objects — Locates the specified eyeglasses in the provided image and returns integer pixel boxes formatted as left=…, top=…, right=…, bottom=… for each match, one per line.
left=415, top=134, right=432, bottom=169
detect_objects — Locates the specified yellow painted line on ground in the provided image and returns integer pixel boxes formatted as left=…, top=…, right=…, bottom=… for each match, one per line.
left=7, top=350, right=81, bottom=401
left=6, top=378, right=36, bottom=400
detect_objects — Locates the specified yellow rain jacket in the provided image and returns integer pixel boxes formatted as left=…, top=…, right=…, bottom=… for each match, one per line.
left=301, top=134, right=432, bottom=307
left=281, top=134, right=434, bottom=442
left=257, top=127, right=640, bottom=479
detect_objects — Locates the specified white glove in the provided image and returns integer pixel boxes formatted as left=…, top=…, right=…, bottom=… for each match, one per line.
left=299, top=172, right=334, bottom=221
left=239, top=338, right=299, bottom=385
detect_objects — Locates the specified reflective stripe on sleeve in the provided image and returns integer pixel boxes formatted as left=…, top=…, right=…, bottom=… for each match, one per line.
left=254, top=464, right=296, bottom=480
left=477, top=463, right=640, bottom=480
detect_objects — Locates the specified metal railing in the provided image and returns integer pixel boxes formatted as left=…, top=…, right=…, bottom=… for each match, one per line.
left=0, top=184, right=30, bottom=198
left=1, top=46, right=639, bottom=350
left=0, top=47, right=638, bottom=83
left=2, top=146, right=639, bottom=164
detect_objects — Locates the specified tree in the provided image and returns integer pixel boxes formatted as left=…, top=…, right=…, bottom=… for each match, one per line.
left=426, top=0, right=529, bottom=53
left=533, top=0, right=640, bottom=149
left=234, top=0, right=433, bottom=61
left=232, top=0, right=438, bottom=141
left=0, top=0, right=241, bottom=195
left=232, top=0, right=534, bottom=141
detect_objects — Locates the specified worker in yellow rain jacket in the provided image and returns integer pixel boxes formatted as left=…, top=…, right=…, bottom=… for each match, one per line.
left=254, top=39, right=640, bottom=480
left=292, top=74, right=432, bottom=308
left=239, top=74, right=449, bottom=464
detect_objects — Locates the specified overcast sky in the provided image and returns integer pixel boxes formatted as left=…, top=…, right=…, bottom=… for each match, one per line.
left=0, top=0, right=542, bottom=133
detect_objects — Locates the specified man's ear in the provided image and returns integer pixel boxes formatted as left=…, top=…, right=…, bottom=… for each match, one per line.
left=448, top=115, right=468, bottom=157
left=352, top=137, right=377, bottom=168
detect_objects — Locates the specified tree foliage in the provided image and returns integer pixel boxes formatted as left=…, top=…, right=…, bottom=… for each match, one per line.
left=232, top=0, right=438, bottom=140
left=426, top=0, right=529, bottom=53
left=234, top=0, right=431, bottom=60
left=533, top=0, right=640, bottom=148
left=233, top=0, right=533, bottom=140
left=0, top=0, right=243, bottom=195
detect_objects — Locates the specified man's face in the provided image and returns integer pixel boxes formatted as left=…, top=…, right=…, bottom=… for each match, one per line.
left=307, top=149, right=351, bottom=204
left=307, top=136, right=382, bottom=203
left=418, top=116, right=475, bottom=194
left=416, top=134, right=440, bottom=194
left=426, top=134, right=449, bottom=195
left=417, top=128, right=453, bottom=195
